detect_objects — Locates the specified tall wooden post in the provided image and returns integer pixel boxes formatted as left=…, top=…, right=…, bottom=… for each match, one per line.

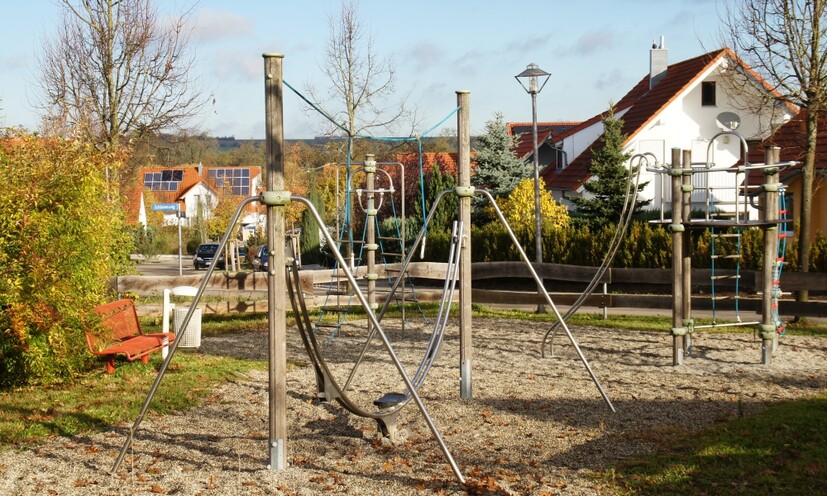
left=681, top=150, right=693, bottom=353
left=669, top=148, right=686, bottom=365
left=760, top=146, right=780, bottom=364
left=263, top=53, right=287, bottom=470
left=456, top=90, right=473, bottom=399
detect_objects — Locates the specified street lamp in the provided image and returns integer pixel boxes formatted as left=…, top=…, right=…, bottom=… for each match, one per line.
left=515, top=63, right=551, bottom=312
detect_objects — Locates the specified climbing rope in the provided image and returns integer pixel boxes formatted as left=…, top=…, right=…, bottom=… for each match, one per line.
left=708, top=194, right=744, bottom=324
left=772, top=188, right=789, bottom=335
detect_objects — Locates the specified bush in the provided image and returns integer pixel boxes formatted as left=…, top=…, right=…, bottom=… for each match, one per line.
left=0, top=132, right=132, bottom=387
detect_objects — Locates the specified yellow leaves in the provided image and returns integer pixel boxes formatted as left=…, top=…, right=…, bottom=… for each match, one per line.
left=497, top=178, right=569, bottom=236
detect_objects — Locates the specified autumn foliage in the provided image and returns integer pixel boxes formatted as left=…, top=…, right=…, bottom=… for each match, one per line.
left=0, top=131, right=132, bottom=387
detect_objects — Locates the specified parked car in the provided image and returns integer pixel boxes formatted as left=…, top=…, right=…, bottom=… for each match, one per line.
left=192, top=243, right=219, bottom=270
left=216, top=245, right=249, bottom=270
left=252, top=245, right=268, bottom=272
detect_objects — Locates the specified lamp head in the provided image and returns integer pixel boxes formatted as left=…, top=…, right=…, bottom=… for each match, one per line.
left=515, top=63, right=551, bottom=95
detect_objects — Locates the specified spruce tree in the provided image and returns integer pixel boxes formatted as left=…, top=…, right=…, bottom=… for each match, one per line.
left=414, top=161, right=456, bottom=233
left=472, top=112, right=532, bottom=221
left=571, top=107, right=650, bottom=228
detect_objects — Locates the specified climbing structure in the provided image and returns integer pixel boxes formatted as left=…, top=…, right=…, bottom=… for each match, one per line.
left=649, top=133, right=795, bottom=365
left=315, top=156, right=426, bottom=343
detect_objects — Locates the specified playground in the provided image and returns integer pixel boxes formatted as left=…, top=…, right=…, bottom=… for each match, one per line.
left=2, top=316, right=825, bottom=495
left=5, top=52, right=824, bottom=494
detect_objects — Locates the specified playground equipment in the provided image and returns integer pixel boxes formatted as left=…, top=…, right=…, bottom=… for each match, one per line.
left=287, top=217, right=463, bottom=442
left=110, top=55, right=615, bottom=486
left=645, top=135, right=794, bottom=365
left=315, top=156, right=426, bottom=343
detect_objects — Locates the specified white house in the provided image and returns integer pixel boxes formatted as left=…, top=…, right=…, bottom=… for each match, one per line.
left=532, top=39, right=794, bottom=219
left=130, top=164, right=263, bottom=234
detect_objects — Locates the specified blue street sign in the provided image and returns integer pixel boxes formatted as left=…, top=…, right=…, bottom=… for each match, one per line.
left=151, top=203, right=179, bottom=212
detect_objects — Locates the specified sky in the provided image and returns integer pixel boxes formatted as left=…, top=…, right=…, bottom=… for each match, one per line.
left=0, top=0, right=723, bottom=140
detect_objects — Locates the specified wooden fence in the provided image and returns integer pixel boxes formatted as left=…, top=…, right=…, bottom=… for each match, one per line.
left=111, top=262, right=827, bottom=317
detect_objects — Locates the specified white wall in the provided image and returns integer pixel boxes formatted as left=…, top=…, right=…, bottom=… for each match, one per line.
left=619, top=60, right=778, bottom=219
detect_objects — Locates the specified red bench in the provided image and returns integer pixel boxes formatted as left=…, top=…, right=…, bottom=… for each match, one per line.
left=86, top=299, right=175, bottom=374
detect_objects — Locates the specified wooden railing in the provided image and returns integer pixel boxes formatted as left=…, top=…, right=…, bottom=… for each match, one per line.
left=111, top=262, right=827, bottom=317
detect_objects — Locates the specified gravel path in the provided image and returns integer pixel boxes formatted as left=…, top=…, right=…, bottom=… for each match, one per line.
left=2, top=317, right=825, bottom=495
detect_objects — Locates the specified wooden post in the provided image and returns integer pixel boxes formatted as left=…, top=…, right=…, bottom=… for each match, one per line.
left=760, top=146, right=780, bottom=364
left=263, top=53, right=287, bottom=470
left=681, top=149, right=693, bottom=353
left=456, top=90, right=473, bottom=399
left=669, top=148, right=685, bottom=365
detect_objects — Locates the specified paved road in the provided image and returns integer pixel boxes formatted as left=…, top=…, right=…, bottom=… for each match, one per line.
left=134, top=254, right=207, bottom=277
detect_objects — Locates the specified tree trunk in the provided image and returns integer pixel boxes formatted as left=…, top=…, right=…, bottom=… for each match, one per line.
left=796, top=109, right=818, bottom=303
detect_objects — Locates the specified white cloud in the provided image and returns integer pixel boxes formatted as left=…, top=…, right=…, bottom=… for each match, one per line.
left=405, top=41, right=447, bottom=72
left=594, top=68, right=627, bottom=91
left=194, top=8, right=254, bottom=43
left=504, top=35, right=552, bottom=54
left=555, top=28, right=618, bottom=57
left=1, top=54, right=27, bottom=71
left=210, top=51, right=260, bottom=81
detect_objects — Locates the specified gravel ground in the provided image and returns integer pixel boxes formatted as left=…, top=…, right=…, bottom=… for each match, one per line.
left=1, top=317, right=826, bottom=495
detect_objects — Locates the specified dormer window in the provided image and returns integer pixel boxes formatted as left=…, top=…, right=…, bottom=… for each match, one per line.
left=702, top=81, right=717, bottom=106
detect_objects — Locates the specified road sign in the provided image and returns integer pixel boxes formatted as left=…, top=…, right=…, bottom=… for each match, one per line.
left=151, top=203, right=179, bottom=212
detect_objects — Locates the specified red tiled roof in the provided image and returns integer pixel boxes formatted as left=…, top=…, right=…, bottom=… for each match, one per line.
left=745, top=109, right=827, bottom=185
left=123, top=165, right=262, bottom=224
left=542, top=49, right=732, bottom=191
left=511, top=122, right=581, bottom=159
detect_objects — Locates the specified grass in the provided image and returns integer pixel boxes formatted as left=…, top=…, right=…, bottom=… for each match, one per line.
left=0, top=351, right=267, bottom=449
left=603, top=394, right=827, bottom=495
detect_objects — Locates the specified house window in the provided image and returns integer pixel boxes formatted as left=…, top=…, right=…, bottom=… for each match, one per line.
left=701, top=81, right=716, bottom=106
left=208, top=168, right=251, bottom=196
left=143, top=170, right=183, bottom=191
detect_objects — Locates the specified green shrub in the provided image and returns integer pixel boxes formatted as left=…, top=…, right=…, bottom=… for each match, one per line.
left=0, top=132, right=132, bottom=387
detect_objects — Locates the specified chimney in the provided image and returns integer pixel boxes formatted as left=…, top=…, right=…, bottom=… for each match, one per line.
left=649, top=36, right=668, bottom=90
left=197, top=161, right=203, bottom=176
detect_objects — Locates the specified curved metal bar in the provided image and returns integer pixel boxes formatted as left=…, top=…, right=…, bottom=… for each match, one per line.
left=476, top=189, right=616, bottom=412
left=705, top=130, right=750, bottom=170
left=290, top=194, right=466, bottom=484
left=350, top=166, right=396, bottom=214
left=300, top=220, right=463, bottom=416
left=343, top=190, right=455, bottom=390
left=541, top=152, right=647, bottom=357
left=111, top=195, right=261, bottom=474
left=410, top=221, right=463, bottom=388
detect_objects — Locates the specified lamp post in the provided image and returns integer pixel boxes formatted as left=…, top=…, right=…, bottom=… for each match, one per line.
left=515, top=63, right=551, bottom=312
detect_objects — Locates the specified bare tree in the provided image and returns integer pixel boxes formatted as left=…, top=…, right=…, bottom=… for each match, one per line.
left=37, top=0, right=207, bottom=151
left=721, top=0, right=827, bottom=304
left=305, top=0, right=412, bottom=139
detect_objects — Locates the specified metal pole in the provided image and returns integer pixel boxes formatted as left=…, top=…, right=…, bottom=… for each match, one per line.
left=669, top=148, right=685, bottom=365
left=681, top=150, right=693, bottom=354
left=177, top=212, right=183, bottom=276
left=456, top=90, right=473, bottom=400
left=263, top=53, right=288, bottom=470
left=531, top=91, right=546, bottom=313
left=365, top=154, right=377, bottom=334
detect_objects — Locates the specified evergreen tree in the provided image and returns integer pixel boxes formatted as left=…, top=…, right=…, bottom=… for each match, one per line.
left=300, top=174, right=324, bottom=265
left=471, top=112, right=532, bottom=221
left=571, top=107, right=650, bottom=229
left=414, top=161, right=456, bottom=233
